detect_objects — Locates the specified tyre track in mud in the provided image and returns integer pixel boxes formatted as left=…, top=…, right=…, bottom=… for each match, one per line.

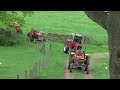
left=64, top=59, right=74, bottom=79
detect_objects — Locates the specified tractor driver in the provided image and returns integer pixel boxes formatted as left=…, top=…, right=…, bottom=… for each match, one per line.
left=76, top=45, right=82, bottom=56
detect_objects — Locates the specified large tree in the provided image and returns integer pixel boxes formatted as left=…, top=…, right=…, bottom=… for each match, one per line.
left=85, top=11, right=120, bottom=79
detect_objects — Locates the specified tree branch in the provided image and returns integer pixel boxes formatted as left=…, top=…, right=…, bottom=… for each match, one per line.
left=84, top=11, right=108, bottom=30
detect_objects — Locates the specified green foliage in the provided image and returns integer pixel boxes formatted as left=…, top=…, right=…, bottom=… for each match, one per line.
left=0, top=11, right=34, bottom=46
left=0, top=12, right=24, bottom=27
left=0, top=11, right=34, bottom=29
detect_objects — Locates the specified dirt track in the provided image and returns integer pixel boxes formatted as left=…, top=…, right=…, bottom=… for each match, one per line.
left=64, top=52, right=109, bottom=79
left=64, top=60, right=74, bottom=79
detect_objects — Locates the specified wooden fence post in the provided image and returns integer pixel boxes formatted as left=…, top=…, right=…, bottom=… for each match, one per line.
left=35, top=63, right=37, bottom=78
left=39, top=60, right=41, bottom=73
left=40, top=59, right=43, bottom=70
left=17, top=75, right=19, bottom=79
left=43, top=58, right=45, bottom=69
left=32, top=65, right=35, bottom=79
left=25, top=70, right=27, bottom=79
left=30, top=69, right=32, bottom=79
left=50, top=44, right=51, bottom=56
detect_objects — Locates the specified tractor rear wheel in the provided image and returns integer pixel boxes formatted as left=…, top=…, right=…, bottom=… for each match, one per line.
left=70, top=63, right=73, bottom=72
left=68, top=62, right=70, bottom=69
left=85, top=57, right=90, bottom=74
left=86, top=65, right=90, bottom=74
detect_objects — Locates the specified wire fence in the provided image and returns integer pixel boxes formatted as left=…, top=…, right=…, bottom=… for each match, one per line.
left=17, top=42, right=51, bottom=79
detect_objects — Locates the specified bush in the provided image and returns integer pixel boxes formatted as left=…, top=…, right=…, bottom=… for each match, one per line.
left=0, top=28, right=26, bottom=46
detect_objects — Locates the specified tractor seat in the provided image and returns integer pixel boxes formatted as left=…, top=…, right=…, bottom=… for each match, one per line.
left=76, top=56, right=84, bottom=60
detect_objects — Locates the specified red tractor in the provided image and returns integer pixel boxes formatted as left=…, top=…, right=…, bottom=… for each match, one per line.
left=68, top=45, right=90, bottom=74
left=27, top=30, right=45, bottom=43
left=33, top=31, right=43, bottom=43
left=64, top=33, right=90, bottom=74
left=63, top=33, right=84, bottom=54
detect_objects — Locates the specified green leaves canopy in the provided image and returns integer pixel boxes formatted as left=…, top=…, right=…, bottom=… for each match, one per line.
left=0, top=11, right=34, bottom=29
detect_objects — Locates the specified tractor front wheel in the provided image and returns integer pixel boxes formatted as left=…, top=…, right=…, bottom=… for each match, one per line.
left=68, top=55, right=72, bottom=69
left=64, top=45, right=69, bottom=53
left=69, top=58, right=74, bottom=72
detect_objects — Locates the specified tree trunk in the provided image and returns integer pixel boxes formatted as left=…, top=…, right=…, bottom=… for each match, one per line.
left=107, top=12, right=120, bottom=79
left=85, top=11, right=120, bottom=79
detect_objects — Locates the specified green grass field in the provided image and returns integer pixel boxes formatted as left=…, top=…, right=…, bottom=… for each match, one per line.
left=38, top=41, right=68, bottom=79
left=24, top=11, right=108, bottom=44
left=92, top=58, right=109, bottom=79
left=0, top=11, right=109, bottom=79
left=0, top=43, right=45, bottom=79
